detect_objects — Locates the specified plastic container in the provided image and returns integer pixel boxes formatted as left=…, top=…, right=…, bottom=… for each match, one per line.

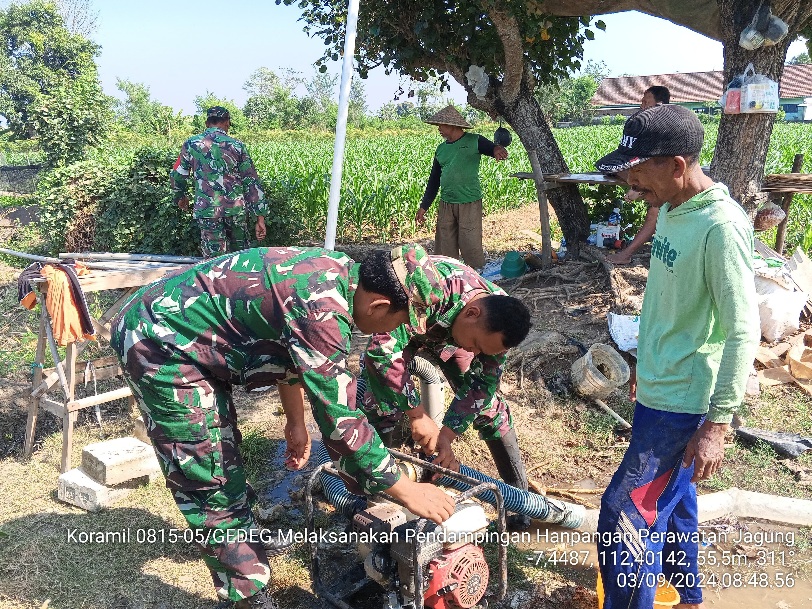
left=571, top=343, right=630, bottom=399
left=500, top=251, right=528, bottom=278
left=597, top=571, right=680, bottom=609
left=556, top=238, right=567, bottom=261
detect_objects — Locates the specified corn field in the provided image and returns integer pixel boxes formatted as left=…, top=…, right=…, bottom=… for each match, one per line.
left=246, top=123, right=812, bottom=245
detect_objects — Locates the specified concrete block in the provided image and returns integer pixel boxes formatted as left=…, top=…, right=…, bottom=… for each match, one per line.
left=133, top=416, right=150, bottom=445
left=57, top=468, right=134, bottom=511
left=81, top=436, right=160, bottom=486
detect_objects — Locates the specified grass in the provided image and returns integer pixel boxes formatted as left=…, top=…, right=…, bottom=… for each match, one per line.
left=2, top=202, right=812, bottom=608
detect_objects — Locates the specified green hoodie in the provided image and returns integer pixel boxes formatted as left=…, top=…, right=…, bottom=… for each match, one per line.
left=636, top=183, right=760, bottom=423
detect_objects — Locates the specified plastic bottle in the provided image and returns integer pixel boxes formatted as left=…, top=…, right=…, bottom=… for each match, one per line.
left=608, top=207, right=622, bottom=226
left=557, top=238, right=567, bottom=261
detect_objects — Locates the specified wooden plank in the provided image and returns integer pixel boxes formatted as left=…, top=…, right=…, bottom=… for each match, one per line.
left=758, top=366, right=795, bottom=387
left=67, top=386, right=132, bottom=412
left=40, top=397, right=66, bottom=418
left=785, top=248, right=812, bottom=308
left=793, top=376, right=812, bottom=396
left=755, top=346, right=784, bottom=368
left=78, top=267, right=183, bottom=292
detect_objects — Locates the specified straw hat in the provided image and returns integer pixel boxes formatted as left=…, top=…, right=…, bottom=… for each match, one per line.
left=424, top=105, right=472, bottom=128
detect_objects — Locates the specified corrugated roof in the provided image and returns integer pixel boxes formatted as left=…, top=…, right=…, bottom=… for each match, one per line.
left=592, top=64, right=812, bottom=106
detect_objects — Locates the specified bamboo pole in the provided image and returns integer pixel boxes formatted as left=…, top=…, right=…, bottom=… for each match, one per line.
left=67, top=386, right=132, bottom=412
left=528, top=150, right=553, bottom=269
left=592, top=398, right=632, bottom=430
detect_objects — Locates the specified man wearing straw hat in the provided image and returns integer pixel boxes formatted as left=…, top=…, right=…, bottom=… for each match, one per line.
left=417, top=105, right=508, bottom=270
left=594, top=104, right=759, bottom=609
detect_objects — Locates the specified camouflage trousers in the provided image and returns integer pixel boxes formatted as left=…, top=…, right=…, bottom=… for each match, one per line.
left=198, top=215, right=252, bottom=259
left=358, top=348, right=513, bottom=441
left=122, top=348, right=270, bottom=602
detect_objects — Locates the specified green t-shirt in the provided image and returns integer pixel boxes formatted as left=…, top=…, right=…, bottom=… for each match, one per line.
left=636, top=183, right=760, bottom=423
left=436, top=132, right=484, bottom=204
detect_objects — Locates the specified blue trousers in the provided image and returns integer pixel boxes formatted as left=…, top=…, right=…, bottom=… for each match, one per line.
left=597, top=402, right=704, bottom=608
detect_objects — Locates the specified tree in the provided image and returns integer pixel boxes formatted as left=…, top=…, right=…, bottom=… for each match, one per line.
left=281, top=0, right=602, bottom=248
left=348, top=77, right=368, bottom=126
left=0, top=1, right=103, bottom=138
left=114, top=79, right=185, bottom=136
left=54, top=0, right=97, bottom=36
left=788, top=51, right=811, bottom=64
left=711, top=1, right=812, bottom=212
left=0, top=0, right=110, bottom=166
left=242, top=67, right=300, bottom=129
left=192, top=93, right=247, bottom=133
left=283, top=0, right=812, bottom=231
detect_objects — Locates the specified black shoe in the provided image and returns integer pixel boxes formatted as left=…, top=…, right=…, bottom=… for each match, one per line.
left=262, top=529, right=293, bottom=557
left=506, top=513, right=532, bottom=532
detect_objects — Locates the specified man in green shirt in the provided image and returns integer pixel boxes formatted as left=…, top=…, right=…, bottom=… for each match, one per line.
left=416, top=105, right=507, bottom=270
left=593, top=105, right=759, bottom=609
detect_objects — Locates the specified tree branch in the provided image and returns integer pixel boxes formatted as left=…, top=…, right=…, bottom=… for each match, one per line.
left=487, top=8, right=525, bottom=105
left=529, top=0, right=721, bottom=40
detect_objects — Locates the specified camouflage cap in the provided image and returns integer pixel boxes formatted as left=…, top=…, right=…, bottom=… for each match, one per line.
left=390, top=244, right=442, bottom=334
left=207, top=106, right=231, bottom=120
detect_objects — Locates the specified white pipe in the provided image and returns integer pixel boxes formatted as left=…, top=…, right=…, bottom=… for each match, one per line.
left=324, top=0, right=360, bottom=250
left=575, top=488, right=812, bottom=533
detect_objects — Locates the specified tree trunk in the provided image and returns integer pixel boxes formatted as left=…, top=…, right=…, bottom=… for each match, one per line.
left=711, top=0, right=812, bottom=214
left=497, top=86, right=591, bottom=256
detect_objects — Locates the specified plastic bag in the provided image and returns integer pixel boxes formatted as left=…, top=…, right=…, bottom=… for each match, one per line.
left=739, top=63, right=779, bottom=113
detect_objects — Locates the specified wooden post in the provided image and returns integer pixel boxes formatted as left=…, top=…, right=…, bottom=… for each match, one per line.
left=23, top=308, right=48, bottom=458
left=61, top=341, right=79, bottom=473
left=774, top=153, right=805, bottom=255
left=528, top=150, right=553, bottom=268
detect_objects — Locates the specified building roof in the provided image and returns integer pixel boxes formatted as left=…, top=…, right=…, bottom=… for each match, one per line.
left=592, top=64, right=812, bottom=107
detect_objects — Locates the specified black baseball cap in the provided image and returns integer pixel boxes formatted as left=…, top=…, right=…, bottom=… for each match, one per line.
left=207, top=106, right=230, bottom=120
left=595, top=104, right=704, bottom=174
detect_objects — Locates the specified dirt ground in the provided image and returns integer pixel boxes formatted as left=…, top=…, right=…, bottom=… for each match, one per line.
left=1, top=203, right=811, bottom=609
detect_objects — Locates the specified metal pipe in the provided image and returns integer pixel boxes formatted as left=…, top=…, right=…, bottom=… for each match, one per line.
left=323, top=0, right=360, bottom=250
left=59, top=252, right=201, bottom=263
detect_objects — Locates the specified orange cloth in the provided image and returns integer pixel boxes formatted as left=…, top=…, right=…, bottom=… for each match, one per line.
left=41, top=264, right=96, bottom=346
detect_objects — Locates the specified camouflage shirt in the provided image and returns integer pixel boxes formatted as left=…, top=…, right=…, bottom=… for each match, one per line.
left=362, top=256, right=508, bottom=436
left=111, top=247, right=400, bottom=495
left=170, top=127, right=268, bottom=220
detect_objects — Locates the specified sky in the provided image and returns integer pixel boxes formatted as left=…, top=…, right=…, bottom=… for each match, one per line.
left=88, top=1, right=808, bottom=115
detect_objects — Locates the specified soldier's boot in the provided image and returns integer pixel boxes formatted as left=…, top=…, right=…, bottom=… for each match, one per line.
left=262, top=529, right=294, bottom=557
left=484, top=429, right=532, bottom=532
left=227, top=587, right=280, bottom=609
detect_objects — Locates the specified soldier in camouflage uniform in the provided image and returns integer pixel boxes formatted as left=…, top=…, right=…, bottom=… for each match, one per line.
left=359, top=255, right=533, bottom=529
left=110, top=245, right=455, bottom=609
left=170, top=106, right=268, bottom=259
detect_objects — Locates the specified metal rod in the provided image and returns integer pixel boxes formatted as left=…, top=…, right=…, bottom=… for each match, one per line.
left=59, top=252, right=201, bottom=263
left=0, top=248, right=60, bottom=263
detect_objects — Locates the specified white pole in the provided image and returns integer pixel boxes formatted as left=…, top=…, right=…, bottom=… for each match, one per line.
left=324, top=0, right=360, bottom=250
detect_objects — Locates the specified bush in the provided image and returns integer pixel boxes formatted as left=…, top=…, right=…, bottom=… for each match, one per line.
left=37, top=145, right=301, bottom=256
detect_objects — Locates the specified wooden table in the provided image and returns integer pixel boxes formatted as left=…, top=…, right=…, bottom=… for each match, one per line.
left=23, top=263, right=190, bottom=473
left=510, top=172, right=624, bottom=187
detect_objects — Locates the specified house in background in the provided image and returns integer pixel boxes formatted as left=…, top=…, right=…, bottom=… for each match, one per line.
left=591, top=64, right=812, bottom=121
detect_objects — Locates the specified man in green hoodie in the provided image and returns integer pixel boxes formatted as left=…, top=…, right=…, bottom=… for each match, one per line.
left=593, top=104, right=759, bottom=609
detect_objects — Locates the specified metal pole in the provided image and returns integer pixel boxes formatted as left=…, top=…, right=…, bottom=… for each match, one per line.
left=324, top=0, right=360, bottom=250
